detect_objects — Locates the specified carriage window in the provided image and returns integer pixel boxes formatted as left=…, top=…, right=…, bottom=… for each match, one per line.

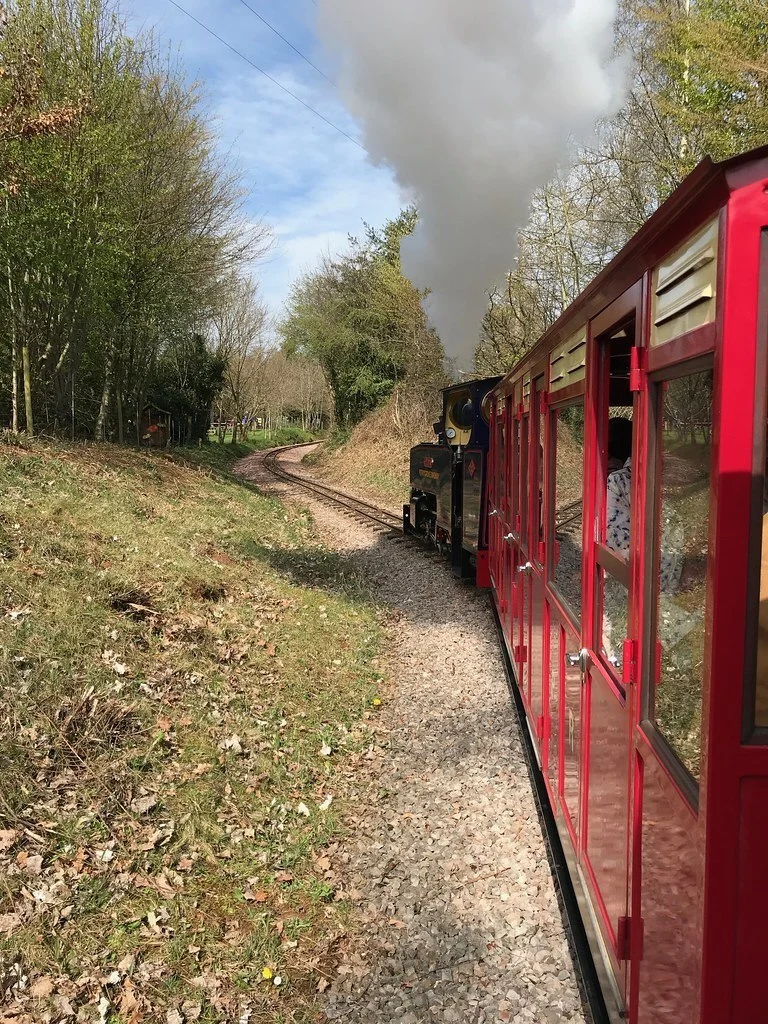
left=604, top=408, right=634, bottom=557
left=752, top=421, right=768, bottom=729
left=520, top=416, right=529, bottom=545
left=651, top=370, right=713, bottom=782
left=509, top=412, right=518, bottom=526
left=600, top=568, right=629, bottom=673
left=535, top=380, right=547, bottom=555
left=497, top=414, right=505, bottom=513
left=552, top=403, right=585, bottom=620
left=596, top=327, right=634, bottom=683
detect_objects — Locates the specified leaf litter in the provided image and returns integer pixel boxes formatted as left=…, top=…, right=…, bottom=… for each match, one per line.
left=0, top=437, right=384, bottom=1023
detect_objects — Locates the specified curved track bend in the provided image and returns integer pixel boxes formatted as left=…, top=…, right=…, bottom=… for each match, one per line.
left=263, top=443, right=404, bottom=534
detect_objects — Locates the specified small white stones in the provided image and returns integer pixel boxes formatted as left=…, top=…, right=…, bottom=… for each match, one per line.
left=235, top=447, right=588, bottom=1024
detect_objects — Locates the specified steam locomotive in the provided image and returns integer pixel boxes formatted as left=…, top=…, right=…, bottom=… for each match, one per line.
left=402, top=376, right=500, bottom=585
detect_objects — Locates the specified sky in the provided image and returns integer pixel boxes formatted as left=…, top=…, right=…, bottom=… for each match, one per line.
left=124, top=0, right=402, bottom=331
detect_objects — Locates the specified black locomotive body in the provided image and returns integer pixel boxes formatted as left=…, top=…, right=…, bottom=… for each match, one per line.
left=403, top=376, right=500, bottom=585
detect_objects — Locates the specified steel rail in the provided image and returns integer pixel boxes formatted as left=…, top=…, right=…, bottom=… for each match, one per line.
left=263, top=444, right=404, bottom=534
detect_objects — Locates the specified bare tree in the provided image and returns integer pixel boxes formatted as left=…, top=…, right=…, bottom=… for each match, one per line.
left=212, top=275, right=269, bottom=443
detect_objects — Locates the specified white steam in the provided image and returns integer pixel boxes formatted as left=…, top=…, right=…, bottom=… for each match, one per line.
left=317, top=0, right=625, bottom=366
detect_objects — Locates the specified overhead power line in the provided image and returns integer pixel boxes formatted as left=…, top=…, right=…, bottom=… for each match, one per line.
left=236, top=0, right=331, bottom=84
left=165, top=0, right=363, bottom=151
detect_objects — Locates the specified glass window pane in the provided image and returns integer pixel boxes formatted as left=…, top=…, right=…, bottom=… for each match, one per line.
left=553, top=403, right=584, bottom=619
left=548, top=622, right=560, bottom=793
left=537, top=387, right=546, bottom=550
left=600, top=568, right=628, bottom=674
left=520, top=417, right=529, bottom=543
left=652, top=371, right=713, bottom=781
left=605, top=408, right=633, bottom=558
left=508, top=412, right=518, bottom=524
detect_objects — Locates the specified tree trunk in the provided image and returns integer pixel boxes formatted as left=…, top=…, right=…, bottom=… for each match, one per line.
left=116, top=389, right=124, bottom=444
left=10, top=329, right=18, bottom=433
left=22, top=337, right=34, bottom=436
left=8, top=266, right=18, bottom=432
left=95, top=340, right=115, bottom=440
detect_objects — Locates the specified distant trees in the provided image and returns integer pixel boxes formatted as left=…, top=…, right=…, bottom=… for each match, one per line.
left=212, top=277, right=269, bottom=444
left=0, top=0, right=270, bottom=440
left=280, top=209, right=446, bottom=430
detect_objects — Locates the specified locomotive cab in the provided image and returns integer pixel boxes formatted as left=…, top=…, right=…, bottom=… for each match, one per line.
left=404, top=376, right=500, bottom=582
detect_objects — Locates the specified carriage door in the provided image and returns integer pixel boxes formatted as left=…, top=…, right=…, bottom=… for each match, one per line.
left=583, top=287, right=641, bottom=1007
left=515, top=382, right=531, bottom=703
left=547, top=393, right=586, bottom=846
left=504, top=394, right=518, bottom=646
left=527, top=373, right=548, bottom=750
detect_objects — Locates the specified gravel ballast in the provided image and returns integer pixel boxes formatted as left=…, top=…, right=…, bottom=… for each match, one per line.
left=236, top=447, right=589, bottom=1024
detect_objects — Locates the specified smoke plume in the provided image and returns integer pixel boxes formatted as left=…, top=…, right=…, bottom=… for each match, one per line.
left=317, top=0, right=625, bottom=367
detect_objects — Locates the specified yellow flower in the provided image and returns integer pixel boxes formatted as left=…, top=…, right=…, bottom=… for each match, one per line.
left=262, top=967, right=273, bottom=980
left=371, top=697, right=382, bottom=707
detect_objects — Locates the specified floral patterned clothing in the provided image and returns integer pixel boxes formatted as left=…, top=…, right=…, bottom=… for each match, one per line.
left=606, top=458, right=632, bottom=556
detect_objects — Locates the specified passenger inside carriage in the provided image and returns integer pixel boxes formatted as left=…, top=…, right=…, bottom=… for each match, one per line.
left=606, top=416, right=633, bottom=558
left=605, top=416, right=683, bottom=594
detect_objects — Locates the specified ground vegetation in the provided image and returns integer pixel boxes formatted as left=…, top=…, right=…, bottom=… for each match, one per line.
left=0, top=434, right=384, bottom=1022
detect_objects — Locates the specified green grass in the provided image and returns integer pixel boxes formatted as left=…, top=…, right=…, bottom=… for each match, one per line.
left=0, top=432, right=383, bottom=1022
left=209, top=426, right=319, bottom=451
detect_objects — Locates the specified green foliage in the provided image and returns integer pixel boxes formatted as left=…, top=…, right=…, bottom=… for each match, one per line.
left=654, top=0, right=768, bottom=173
left=148, top=334, right=227, bottom=443
left=0, top=0, right=267, bottom=440
left=280, top=208, right=445, bottom=428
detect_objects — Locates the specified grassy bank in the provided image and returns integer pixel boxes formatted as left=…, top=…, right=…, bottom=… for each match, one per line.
left=307, top=394, right=435, bottom=510
left=0, top=434, right=382, bottom=1023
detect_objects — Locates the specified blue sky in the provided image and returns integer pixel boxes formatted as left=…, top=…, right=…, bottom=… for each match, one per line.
left=124, top=0, right=402, bottom=330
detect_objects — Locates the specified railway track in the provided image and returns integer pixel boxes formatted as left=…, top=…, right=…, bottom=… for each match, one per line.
left=262, top=443, right=404, bottom=534
left=263, top=441, right=607, bottom=1023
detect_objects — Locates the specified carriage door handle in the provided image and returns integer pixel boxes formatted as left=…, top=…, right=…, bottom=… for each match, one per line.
left=503, top=532, right=515, bottom=542
left=516, top=560, right=533, bottom=572
left=566, top=649, right=588, bottom=675
left=489, top=508, right=499, bottom=517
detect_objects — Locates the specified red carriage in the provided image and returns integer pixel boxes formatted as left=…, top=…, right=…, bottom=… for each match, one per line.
left=486, top=145, right=768, bottom=1023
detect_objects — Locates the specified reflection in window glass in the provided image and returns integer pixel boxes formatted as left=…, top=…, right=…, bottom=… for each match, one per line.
left=498, top=417, right=505, bottom=511
left=653, top=371, right=713, bottom=781
left=553, top=404, right=584, bottom=618
left=548, top=624, right=560, bottom=792
left=520, top=418, right=529, bottom=543
left=508, top=411, right=517, bottom=523
left=600, top=569, right=628, bottom=673
left=537, top=389, right=546, bottom=549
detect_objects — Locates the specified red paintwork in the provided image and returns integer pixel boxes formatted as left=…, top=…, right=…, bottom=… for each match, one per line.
left=562, top=619, right=582, bottom=843
left=633, top=737, right=704, bottom=1024
left=546, top=612, right=561, bottom=801
left=484, top=147, right=768, bottom=1023
left=475, top=550, right=491, bottom=589
left=584, top=668, right=630, bottom=969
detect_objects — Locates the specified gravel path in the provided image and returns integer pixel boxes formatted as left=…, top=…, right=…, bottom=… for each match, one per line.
left=235, top=447, right=589, bottom=1024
